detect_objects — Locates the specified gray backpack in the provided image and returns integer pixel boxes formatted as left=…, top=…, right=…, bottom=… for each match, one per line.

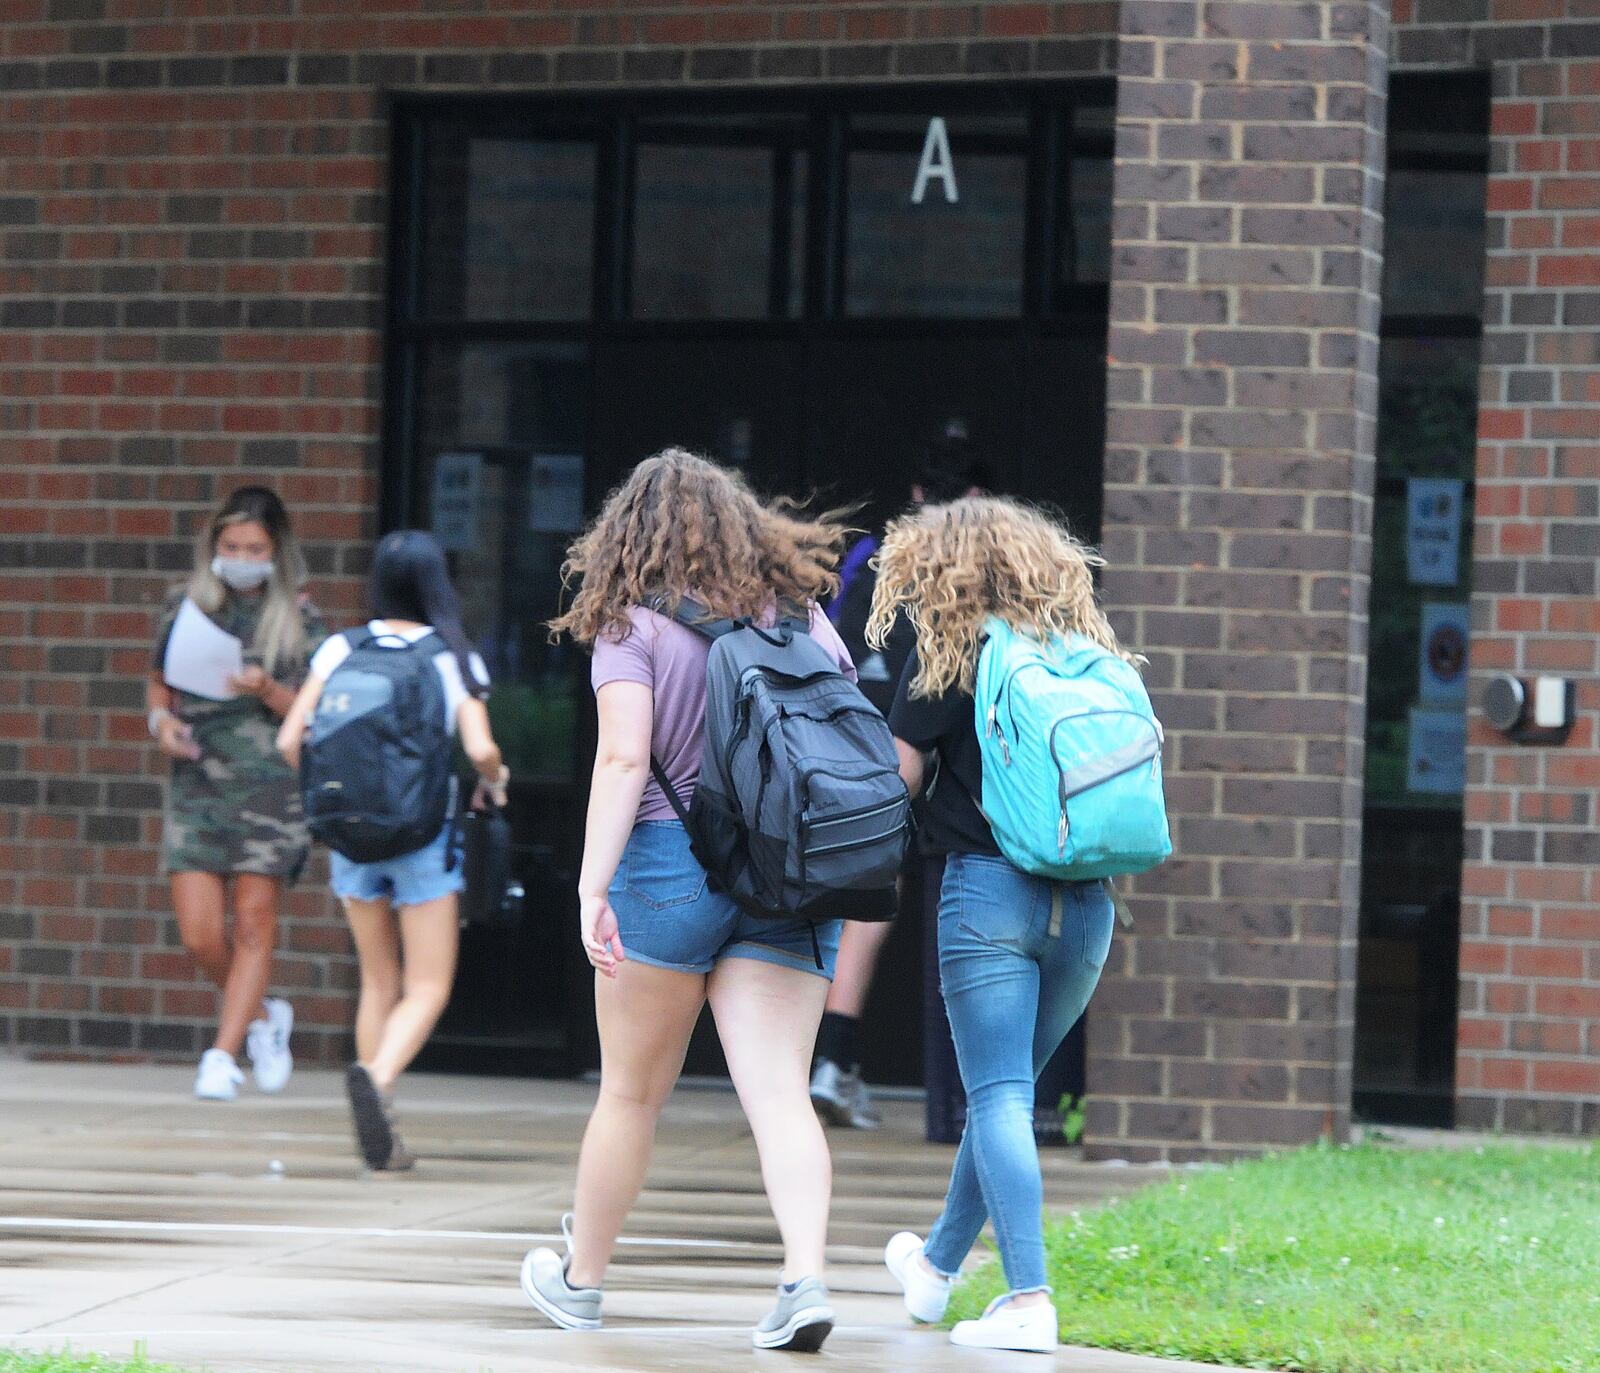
left=648, top=598, right=909, bottom=951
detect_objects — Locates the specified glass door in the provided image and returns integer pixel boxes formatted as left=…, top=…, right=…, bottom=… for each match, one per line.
left=386, top=83, right=1114, bottom=1083
left=407, top=342, right=593, bottom=1073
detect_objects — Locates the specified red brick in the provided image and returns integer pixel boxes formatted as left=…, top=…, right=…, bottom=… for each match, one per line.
left=1482, top=1058, right=1530, bottom=1091
left=1532, top=1060, right=1600, bottom=1095
left=1457, top=1017, right=1506, bottom=1050
left=1537, top=253, right=1600, bottom=285
left=1535, top=984, right=1600, bottom=1017
left=1510, top=946, right=1587, bottom=979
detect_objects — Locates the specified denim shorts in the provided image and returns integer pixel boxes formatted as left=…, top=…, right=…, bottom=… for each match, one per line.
left=610, top=821, right=841, bottom=979
left=329, top=822, right=464, bottom=910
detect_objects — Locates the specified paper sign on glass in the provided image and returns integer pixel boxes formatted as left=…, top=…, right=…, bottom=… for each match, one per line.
left=1406, top=706, right=1466, bottom=796
left=162, top=597, right=244, bottom=701
left=431, top=451, right=482, bottom=551
left=1418, top=602, right=1470, bottom=706
left=1406, top=477, right=1463, bottom=587
left=529, top=455, right=585, bottom=534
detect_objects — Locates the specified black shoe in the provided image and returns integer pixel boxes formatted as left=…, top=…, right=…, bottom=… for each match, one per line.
left=346, top=1063, right=394, bottom=1170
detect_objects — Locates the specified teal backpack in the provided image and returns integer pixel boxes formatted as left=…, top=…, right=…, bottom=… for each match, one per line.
left=973, top=617, right=1171, bottom=882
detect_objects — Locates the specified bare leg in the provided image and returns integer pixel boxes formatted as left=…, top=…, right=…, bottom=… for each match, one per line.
left=566, top=962, right=705, bottom=1289
left=710, top=958, right=832, bottom=1282
left=342, top=896, right=403, bottom=1066
left=214, top=873, right=280, bottom=1058
left=363, top=894, right=460, bottom=1092
left=171, top=872, right=231, bottom=991
left=823, top=918, right=893, bottom=1019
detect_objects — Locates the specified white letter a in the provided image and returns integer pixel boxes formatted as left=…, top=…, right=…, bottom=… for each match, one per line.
left=912, top=117, right=958, bottom=204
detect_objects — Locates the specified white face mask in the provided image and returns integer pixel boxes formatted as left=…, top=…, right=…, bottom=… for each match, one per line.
left=211, top=555, right=275, bottom=591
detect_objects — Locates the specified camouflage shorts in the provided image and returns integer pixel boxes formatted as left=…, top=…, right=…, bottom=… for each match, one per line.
left=163, top=755, right=309, bottom=883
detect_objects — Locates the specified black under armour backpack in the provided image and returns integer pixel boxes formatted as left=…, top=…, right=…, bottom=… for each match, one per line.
left=649, top=599, right=911, bottom=935
left=301, top=629, right=457, bottom=863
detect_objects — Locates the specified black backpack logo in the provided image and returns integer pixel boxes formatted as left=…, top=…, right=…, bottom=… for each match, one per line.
left=649, top=599, right=910, bottom=936
left=302, top=629, right=456, bottom=863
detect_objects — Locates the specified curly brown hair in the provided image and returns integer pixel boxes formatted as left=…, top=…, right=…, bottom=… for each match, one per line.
left=549, top=448, right=853, bottom=646
left=866, top=496, right=1137, bottom=698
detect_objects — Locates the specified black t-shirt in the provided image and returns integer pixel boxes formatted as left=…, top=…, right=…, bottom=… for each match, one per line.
left=831, top=538, right=916, bottom=716
left=887, top=646, right=1001, bottom=858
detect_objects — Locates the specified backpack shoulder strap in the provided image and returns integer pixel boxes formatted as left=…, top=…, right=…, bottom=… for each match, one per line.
left=647, top=757, right=694, bottom=826
left=649, top=594, right=743, bottom=641
left=407, top=629, right=448, bottom=657
left=774, top=599, right=811, bottom=636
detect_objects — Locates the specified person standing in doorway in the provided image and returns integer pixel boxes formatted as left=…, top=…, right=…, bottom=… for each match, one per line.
left=868, top=497, right=1124, bottom=1354
left=810, top=439, right=992, bottom=1131
left=277, top=530, right=507, bottom=1172
left=147, top=486, right=326, bottom=1101
left=525, top=449, right=857, bottom=1350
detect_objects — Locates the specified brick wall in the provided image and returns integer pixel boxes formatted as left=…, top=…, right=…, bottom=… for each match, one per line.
left=0, top=4, right=1119, bottom=1066
left=3, top=0, right=1594, bottom=1154
left=1440, top=7, right=1600, bottom=1134
left=1088, top=0, right=1391, bottom=1161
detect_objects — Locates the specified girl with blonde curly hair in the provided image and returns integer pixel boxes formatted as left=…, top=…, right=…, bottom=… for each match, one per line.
left=870, top=497, right=1125, bottom=1354
left=523, top=448, right=858, bottom=1351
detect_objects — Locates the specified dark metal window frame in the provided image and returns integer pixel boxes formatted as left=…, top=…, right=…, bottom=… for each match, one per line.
left=1379, top=70, right=1492, bottom=347
left=382, top=79, right=1114, bottom=527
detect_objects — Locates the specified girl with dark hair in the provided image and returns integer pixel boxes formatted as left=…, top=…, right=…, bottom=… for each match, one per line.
left=149, top=486, right=326, bottom=1101
left=278, top=530, right=506, bottom=1170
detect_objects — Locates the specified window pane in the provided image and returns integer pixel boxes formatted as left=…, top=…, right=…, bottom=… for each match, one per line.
left=631, top=117, right=807, bottom=320
left=1066, top=154, right=1113, bottom=286
left=1364, top=335, right=1480, bottom=810
left=421, top=134, right=595, bottom=321
left=844, top=114, right=1027, bottom=318
left=1060, top=101, right=1114, bottom=291
left=1382, top=168, right=1487, bottom=318
left=415, top=342, right=589, bottom=783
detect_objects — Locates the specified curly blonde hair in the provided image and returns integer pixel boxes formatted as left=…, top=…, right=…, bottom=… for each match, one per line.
left=866, top=496, right=1136, bottom=698
left=549, top=448, right=853, bottom=646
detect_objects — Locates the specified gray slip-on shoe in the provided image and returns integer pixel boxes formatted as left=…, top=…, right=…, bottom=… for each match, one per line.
left=520, top=1213, right=602, bottom=1331
left=753, top=1275, right=834, bottom=1352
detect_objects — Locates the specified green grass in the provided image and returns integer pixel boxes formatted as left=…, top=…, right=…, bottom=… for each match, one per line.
left=950, top=1140, right=1600, bottom=1373
left=0, top=1353, right=189, bottom=1373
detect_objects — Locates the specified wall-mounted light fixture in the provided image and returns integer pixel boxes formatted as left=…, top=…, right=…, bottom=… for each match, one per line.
left=1481, top=673, right=1576, bottom=745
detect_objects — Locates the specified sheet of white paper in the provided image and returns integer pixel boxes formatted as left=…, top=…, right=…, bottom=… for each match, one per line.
left=162, top=597, right=244, bottom=701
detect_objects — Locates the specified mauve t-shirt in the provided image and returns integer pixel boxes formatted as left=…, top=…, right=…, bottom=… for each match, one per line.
left=590, top=604, right=857, bottom=823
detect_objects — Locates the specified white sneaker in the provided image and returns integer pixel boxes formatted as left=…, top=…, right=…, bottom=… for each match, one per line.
left=810, top=1058, right=881, bottom=1130
left=950, top=1294, right=1058, bottom=1353
left=247, top=998, right=294, bottom=1094
left=194, top=1048, right=244, bottom=1101
left=884, top=1231, right=952, bottom=1323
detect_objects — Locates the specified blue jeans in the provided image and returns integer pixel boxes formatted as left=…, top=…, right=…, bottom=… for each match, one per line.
left=923, top=854, right=1115, bottom=1294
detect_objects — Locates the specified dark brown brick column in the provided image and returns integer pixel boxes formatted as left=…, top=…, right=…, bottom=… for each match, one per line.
left=1089, top=0, right=1391, bottom=1160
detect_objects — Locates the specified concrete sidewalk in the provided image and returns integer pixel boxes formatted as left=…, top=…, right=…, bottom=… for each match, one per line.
left=0, top=1058, right=1241, bottom=1373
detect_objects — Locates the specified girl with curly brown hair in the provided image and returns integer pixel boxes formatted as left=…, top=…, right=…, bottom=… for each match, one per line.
left=869, top=497, right=1126, bottom=1354
left=521, top=448, right=857, bottom=1351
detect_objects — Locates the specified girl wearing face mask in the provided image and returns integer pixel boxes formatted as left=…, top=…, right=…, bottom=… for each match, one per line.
left=147, top=486, right=327, bottom=1101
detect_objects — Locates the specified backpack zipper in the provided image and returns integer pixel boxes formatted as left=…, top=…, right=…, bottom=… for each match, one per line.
left=991, top=659, right=1053, bottom=753
left=806, top=820, right=907, bottom=858
left=806, top=795, right=904, bottom=832
left=798, top=764, right=903, bottom=809
left=1046, top=710, right=1164, bottom=857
